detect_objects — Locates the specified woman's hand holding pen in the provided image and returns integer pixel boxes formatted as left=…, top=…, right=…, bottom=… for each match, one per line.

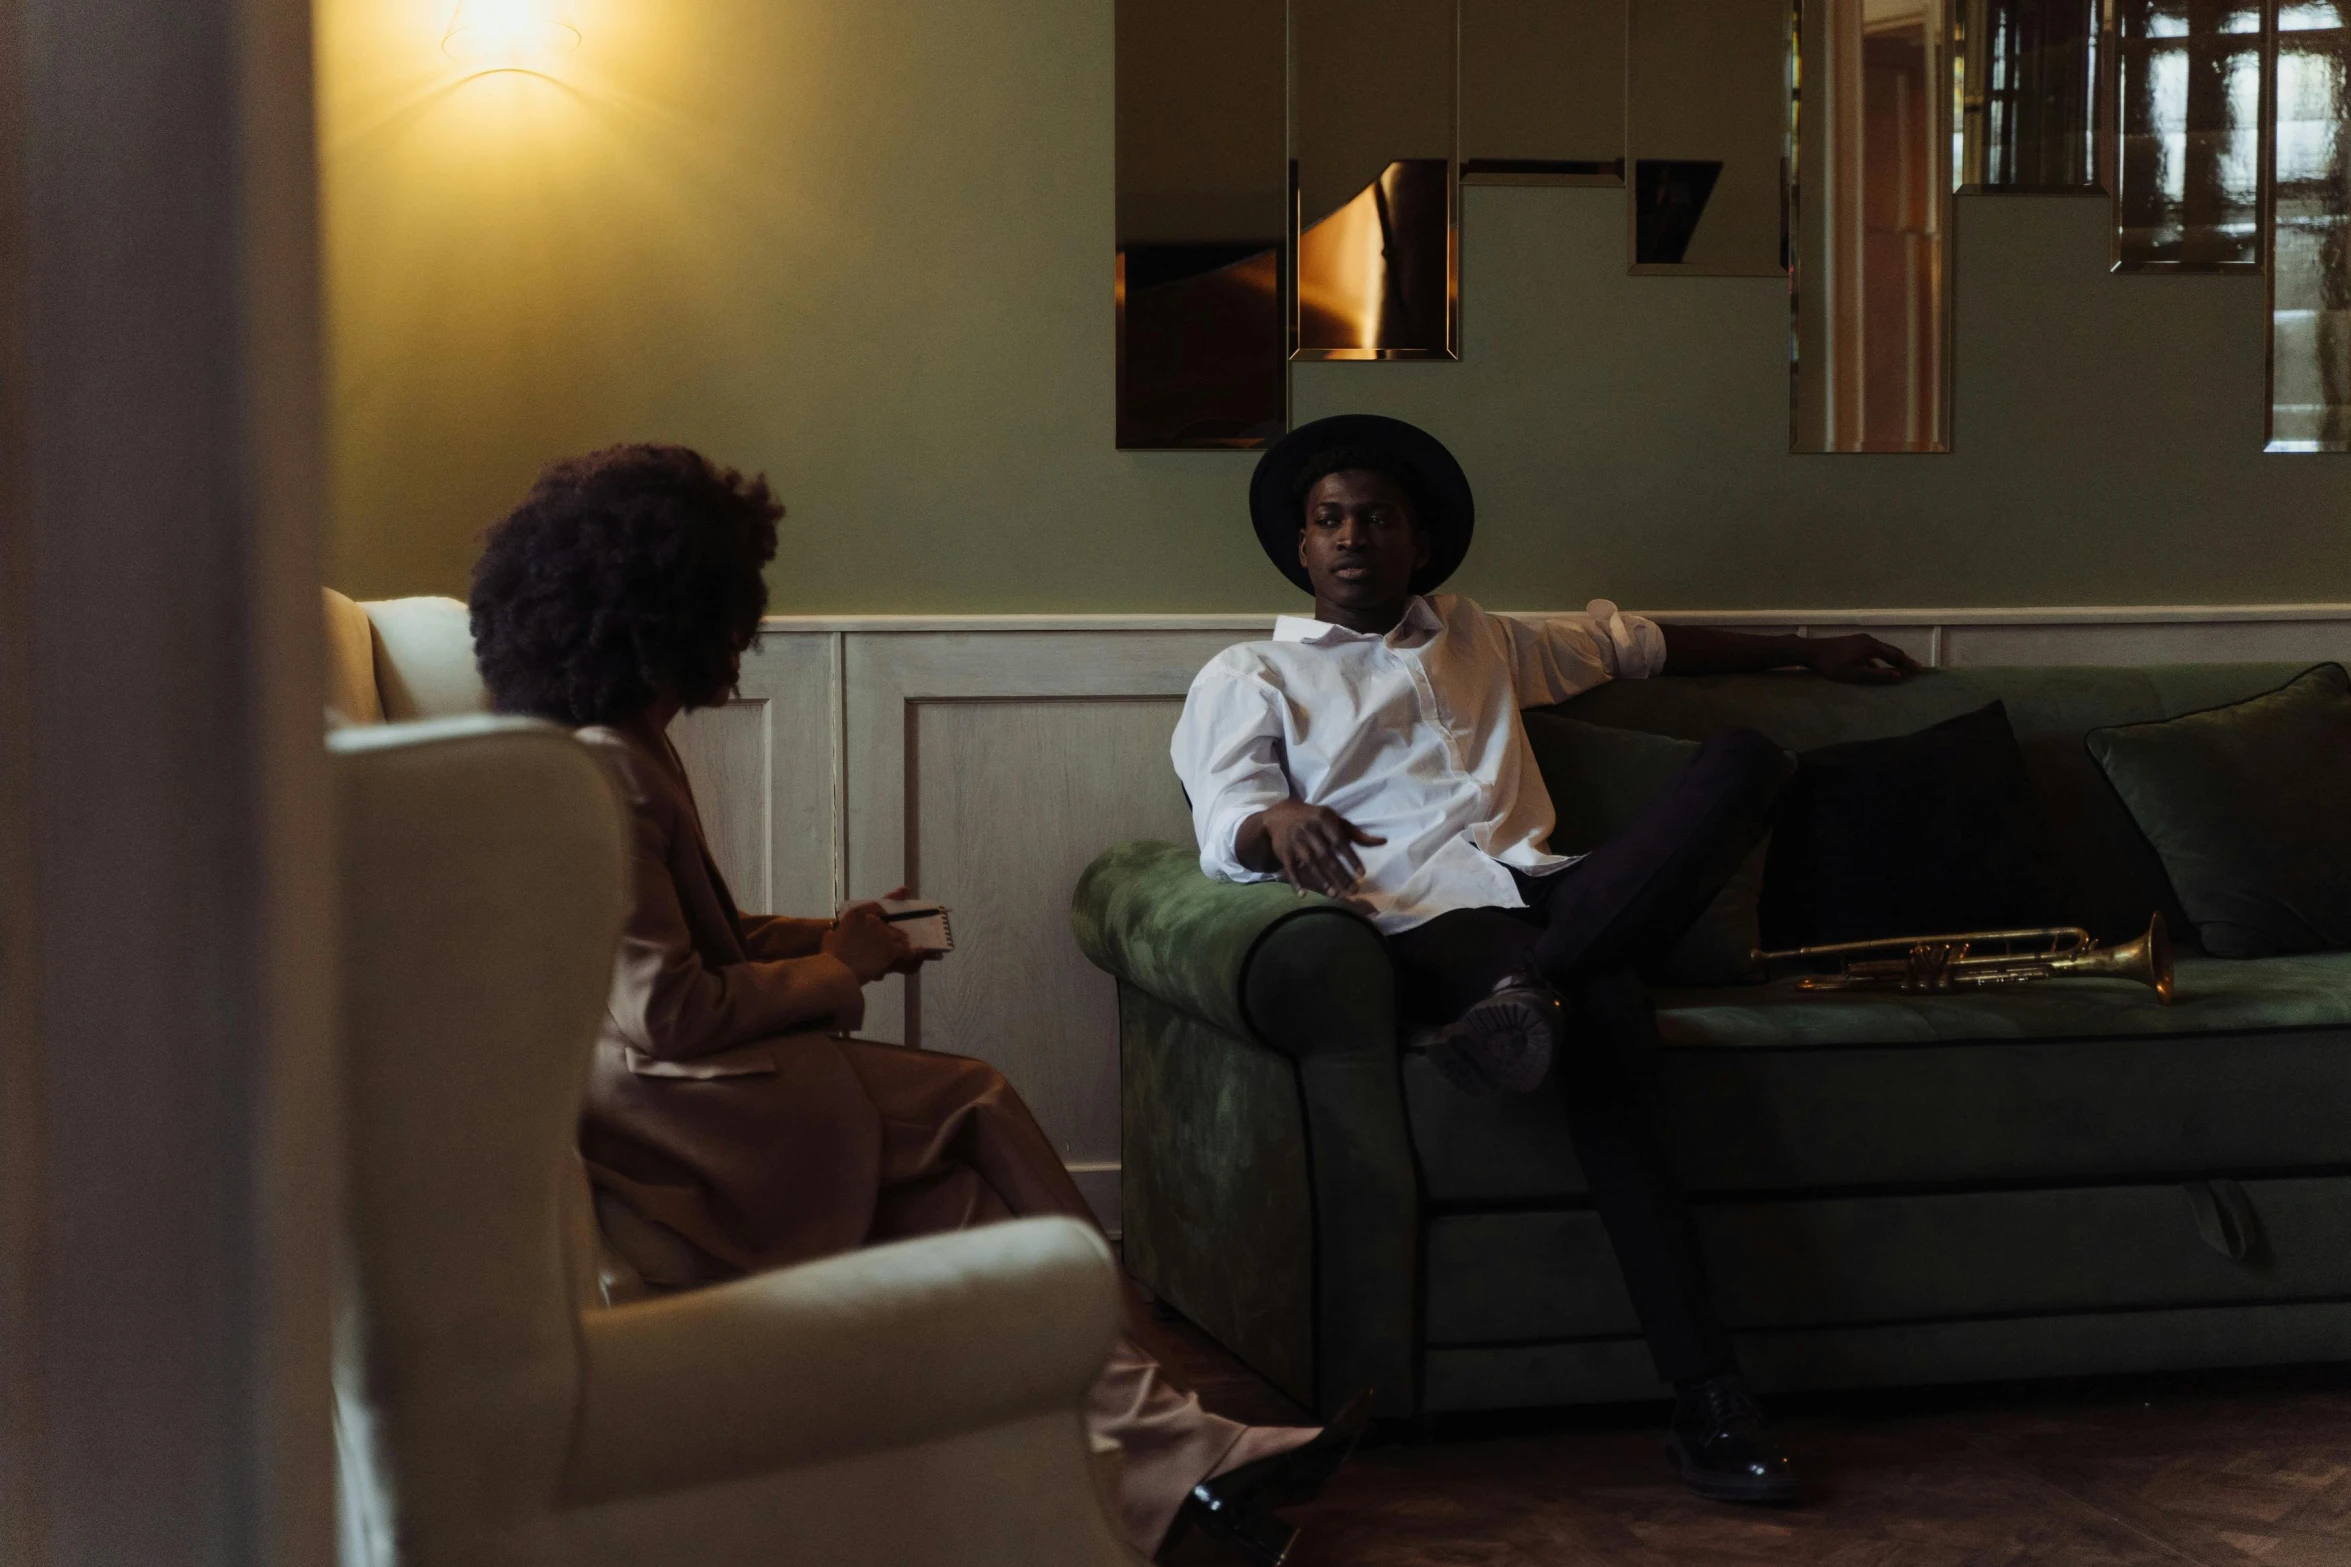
left=825, top=886, right=934, bottom=981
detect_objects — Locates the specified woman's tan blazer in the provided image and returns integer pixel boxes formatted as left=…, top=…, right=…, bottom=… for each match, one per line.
left=575, top=721, right=887, bottom=1282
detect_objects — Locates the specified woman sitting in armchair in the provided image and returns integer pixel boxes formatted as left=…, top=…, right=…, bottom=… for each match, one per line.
left=466, top=443, right=1362, bottom=1564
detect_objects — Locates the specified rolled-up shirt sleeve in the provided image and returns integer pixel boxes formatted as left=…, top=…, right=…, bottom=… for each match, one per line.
left=1500, top=597, right=1669, bottom=708
left=1171, top=663, right=1290, bottom=884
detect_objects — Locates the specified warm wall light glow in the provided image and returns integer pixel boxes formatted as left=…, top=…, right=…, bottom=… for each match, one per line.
left=443, top=0, right=580, bottom=69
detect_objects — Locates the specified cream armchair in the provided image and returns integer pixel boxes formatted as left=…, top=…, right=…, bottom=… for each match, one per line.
left=330, top=659, right=1139, bottom=1564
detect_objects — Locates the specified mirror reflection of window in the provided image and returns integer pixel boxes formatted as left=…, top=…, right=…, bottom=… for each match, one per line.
left=1626, top=0, right=1791, bottom=274
left=1113, top=0, right=1288, bottom=449
left=1952, top=0, right=2103, bottom=189
left=2114, top=0, right=2265, bottom=269
left=1793, top=0, right=1954, bottom=451
left=1292, top=0, right=1458, bottom=360
left=2269, top=1, right=2351, bottom=449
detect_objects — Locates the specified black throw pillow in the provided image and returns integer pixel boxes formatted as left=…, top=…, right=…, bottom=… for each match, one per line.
left=1759, top=701, right=2065, bottom=950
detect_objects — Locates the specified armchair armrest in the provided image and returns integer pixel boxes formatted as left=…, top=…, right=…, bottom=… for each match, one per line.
left=1071, top=841, right=1390, bottom=1057
left=564, top=1217, right=1121, bottom=1504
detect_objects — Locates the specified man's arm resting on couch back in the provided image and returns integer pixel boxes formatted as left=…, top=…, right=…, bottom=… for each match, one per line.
left=1659, top=624, right=1922, bottom=685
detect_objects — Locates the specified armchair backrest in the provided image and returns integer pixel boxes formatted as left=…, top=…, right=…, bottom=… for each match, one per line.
left=331, top=717, right=629, bottom=1562
left=324, top=590, right=492, bottom=724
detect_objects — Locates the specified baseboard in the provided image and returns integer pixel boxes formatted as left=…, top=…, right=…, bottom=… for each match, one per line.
left=1070, top=1162, right=1121, bottom=1239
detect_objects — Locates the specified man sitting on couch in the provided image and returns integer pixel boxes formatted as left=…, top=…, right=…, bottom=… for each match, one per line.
left=1169, top=414, right=1918, bottom=1503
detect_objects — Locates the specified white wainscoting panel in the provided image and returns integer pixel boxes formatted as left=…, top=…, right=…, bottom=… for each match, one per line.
left=668, top=695, right=772, bottom=910
left=661, top=604, right=2351, bottom=1235
left=1939, top=618, right=2351, bottom=667
left=839, top=629, right=1252, bottom=1230
left=843, top=629, right=1257, bottom=1050
left=675, top=631, right=843, bottom=917
left=908, top=698, right=1198, bottom=1230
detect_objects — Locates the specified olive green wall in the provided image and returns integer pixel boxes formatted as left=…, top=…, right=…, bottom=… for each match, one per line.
left=320, top=0, right=2351, bottom=611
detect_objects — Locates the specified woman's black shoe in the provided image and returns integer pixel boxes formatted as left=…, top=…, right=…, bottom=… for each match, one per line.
left=1154, top=1391, right=1374, bottom=1564
left=1665, top=1373, right=1802, bottom=1504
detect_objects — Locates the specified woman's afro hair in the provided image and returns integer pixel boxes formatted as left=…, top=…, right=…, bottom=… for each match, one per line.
left=469, top=443, right=782, bottom=726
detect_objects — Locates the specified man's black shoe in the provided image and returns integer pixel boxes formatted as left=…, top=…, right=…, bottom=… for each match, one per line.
left=1666, top=1373, right=1802, bottom=1504
left=1155, top=1391, right=1373, bottom=1564
left=1428, top=974, right=1562, bottom=1095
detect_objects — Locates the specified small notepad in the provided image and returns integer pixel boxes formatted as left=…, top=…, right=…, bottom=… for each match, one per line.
left=879, top=898, right=954, bottom=953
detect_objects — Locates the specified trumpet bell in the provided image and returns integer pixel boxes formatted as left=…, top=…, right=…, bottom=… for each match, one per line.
left=2044, top=913, right=2174, bottom=1004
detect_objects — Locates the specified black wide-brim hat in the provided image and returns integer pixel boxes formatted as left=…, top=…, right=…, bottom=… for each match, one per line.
left=1248, top=414, right=1475, bottom=596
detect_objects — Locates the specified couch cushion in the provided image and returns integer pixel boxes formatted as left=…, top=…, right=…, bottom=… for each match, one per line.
left=1425, top=1175, right=2351, bottom=1344
left=1759, top=701, right=2064, bottom=949
left=1405, top=954, right=2351, bottom=1202
left=1422, top=1301, right=2351, bottom=1411
left=2087, top=663, right=2351, bottom=958
left=1551, top=664, right=2317, bottom=944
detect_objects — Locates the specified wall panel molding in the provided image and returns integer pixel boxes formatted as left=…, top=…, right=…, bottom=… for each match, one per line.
left=684, top=604, right=2351, bottom=1234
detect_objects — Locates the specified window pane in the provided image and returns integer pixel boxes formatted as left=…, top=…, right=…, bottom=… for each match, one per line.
left=2115, top=0, right=2265, bottom=269
left=2268, top=3, right=2351, bottom=448
left=1954, top=0, right=2102, bottom=189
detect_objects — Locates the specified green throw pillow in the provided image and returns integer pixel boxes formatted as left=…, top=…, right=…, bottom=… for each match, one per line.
left=1521, top=712, right=1771, bottom=986
left=2085, top=663, right=2351, bottom=958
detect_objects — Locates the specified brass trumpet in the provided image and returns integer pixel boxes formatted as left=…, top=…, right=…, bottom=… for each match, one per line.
left=1752, top=913, right=2174, bottom=1004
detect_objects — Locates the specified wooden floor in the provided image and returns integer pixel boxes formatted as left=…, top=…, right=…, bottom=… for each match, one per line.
left=1158, top=1316, right=2351, bottom=1567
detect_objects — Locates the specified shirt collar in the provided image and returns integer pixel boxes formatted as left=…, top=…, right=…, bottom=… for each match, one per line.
left=1272, top=595, right=1443, bottom=647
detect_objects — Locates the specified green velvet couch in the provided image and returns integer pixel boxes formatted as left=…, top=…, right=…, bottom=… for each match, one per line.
left=1070, top=663, right=2351, bottom=1421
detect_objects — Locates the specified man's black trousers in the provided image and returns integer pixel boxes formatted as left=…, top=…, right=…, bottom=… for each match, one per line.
left=1386, top=727, right=1786, bottom=1384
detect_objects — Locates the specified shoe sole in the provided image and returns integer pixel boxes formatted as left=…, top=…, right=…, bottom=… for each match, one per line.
left=1447, top=991, right=1557, bottom=1095
left=1156, top=1504, right=1299, bottom=1566
left=1251, top=1389, right=1373, bottom=1510
left=1665, top=1434, right=1804, bottom=1506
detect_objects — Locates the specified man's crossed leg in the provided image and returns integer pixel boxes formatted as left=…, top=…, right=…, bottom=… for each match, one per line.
left=1387, top=728, right=1801, bottom=1502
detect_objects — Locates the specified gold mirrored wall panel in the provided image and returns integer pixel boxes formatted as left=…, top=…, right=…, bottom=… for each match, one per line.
left=2113, top=0, right=2266, bottom=269
left=1461, top=0, right=1627, bottom=183
left=2269, top=1, right=2351, bottom=449
left=1952, top=0, right=2104, bottom=188
left=1626, top=0, right=1791, bottom=272
left=1293, top=0, right=1458, bottom=358
left=1792, top=0, right=1953, bottom=451
left=1115, top=0, right=1287, bottom=447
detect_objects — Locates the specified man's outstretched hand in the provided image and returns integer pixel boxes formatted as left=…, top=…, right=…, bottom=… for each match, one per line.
left=1660, top=623, right=1922, bottom=683
left=1236, top=800, right=1386, bottom=898
left=1800, top=633, right=1922, bottom=685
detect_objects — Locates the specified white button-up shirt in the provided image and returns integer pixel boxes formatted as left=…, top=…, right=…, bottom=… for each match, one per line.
left=1170, top=594, right=1668, bottom=933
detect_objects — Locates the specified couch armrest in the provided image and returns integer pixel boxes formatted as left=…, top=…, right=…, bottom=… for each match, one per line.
left=1071, top=840, right=1389, bottom=1057
left=1076, top=842, right=1418, bottom=1419
left=564, top=1217, right=1121, bottom=1505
